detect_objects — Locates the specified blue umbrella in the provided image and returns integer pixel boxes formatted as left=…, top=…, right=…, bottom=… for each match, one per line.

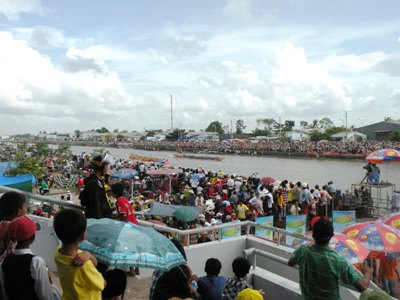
left=111, top=168, right=139, bottom=179
left=79, top=218, right=185, bottom=271
left=190, top=173, right=205, bottom=180
left=173, top=206, right=200, bottom=222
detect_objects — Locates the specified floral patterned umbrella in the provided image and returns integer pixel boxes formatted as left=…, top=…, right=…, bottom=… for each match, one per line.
left=343, top=222, right=400, bottom=258
left=330, top=233, right=370, bottom=265
left=380, top=212, right=400, bottom=230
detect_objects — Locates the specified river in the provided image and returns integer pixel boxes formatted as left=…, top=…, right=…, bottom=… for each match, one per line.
left=70, top=145, right=400, bottom=191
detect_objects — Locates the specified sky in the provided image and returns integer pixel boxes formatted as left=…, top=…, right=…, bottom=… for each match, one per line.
left=0, top=0, right=400, bottom=135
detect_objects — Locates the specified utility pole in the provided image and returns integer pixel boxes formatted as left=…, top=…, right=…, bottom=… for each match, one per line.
left=230, top=120, right=233, bottom=140
left=170, top=95, right=173, bottom=133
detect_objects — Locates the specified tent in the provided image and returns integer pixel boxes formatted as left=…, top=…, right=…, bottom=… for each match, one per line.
left=0, top=174, right=33, bottom=192
left=141, top=202, right=203, bottom=218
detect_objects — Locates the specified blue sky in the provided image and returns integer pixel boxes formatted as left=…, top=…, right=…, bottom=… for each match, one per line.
left=0, top=0, right=400, bottom=135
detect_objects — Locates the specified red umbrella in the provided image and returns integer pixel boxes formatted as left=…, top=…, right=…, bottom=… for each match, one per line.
left=261, top=177, right=276, bottom=184
left=380, top=212, right=400, bottom=230
left=343, top=222, right=400, bottom=259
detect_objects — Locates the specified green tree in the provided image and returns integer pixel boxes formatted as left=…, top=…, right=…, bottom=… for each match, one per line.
left=54, top=144, right=72, bottom=161
left=282, top=120, right=295, bottom=132
left=166, top=129, right=187, bottom=141
left=32, top=142, right=51, bottom=160
left=319, top=117, right=334, bottom=129
left=96, top=127, right=109, bottom=133
left=389, top=130, right=400, bottom=141
left=205, top=121, right=225, bottom=135
left=74, top=130, right=81, bottom=139
left=5, top=143, right=46, bottom=180
left=235, top=119, right=246, bottom=134
left=300, top=121, right=308, bottom=128
left=254, top=118, right=277, bottom=136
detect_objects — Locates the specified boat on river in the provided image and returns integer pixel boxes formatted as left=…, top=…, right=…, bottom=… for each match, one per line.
left=129, top=153, right=160, bottom=162
left=174, top=153, right=225, bottom=161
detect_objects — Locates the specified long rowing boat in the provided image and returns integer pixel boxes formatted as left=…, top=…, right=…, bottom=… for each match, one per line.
left=174, top=153, right=225, bottom=161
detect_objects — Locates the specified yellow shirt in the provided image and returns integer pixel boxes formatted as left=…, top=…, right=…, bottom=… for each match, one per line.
left=237, top=204, right=249, bottom=220
left=54, top=249, right=105, bottom=300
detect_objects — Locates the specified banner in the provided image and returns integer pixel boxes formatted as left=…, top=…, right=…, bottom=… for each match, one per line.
left=286, top=215, right=306, bottom=247
left=332, top=211, right=356, bottom=233
left=221, top=220, right=241, bottom=239
left=255, top=216, right=274, bottom=241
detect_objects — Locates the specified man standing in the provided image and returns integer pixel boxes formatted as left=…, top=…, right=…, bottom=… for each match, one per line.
left=379, top=253, right=400, bottom=297
left=79, top=154, right=113, bottom=219
left=288, top=218, right=372, bottom=300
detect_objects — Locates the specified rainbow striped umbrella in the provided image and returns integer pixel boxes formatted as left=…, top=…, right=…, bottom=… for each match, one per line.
left=366, top=149, right=400, bottom=164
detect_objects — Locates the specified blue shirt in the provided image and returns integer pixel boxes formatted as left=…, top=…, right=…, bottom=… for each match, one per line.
left=198, top=275, right=227, bottom=300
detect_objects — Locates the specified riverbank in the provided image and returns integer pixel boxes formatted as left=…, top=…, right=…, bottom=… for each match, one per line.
left=3, top=139, right=368, bottom=161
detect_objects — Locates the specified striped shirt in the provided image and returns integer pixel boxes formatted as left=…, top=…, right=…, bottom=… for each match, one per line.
left=291, top=244, right=362, bottom=300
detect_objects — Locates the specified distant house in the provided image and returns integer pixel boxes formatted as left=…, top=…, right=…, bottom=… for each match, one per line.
left=331, top=131, right=367, bottom=141
left=355, top=121, right=400, bottom=141
left=81, top=131, right=102, bottom=141
left=285, top=129, right=316, bottom=141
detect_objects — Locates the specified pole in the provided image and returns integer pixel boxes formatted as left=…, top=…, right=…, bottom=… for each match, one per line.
left=170, top=95, right=173, bottom=132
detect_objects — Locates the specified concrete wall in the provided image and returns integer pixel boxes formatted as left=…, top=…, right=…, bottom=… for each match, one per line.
left=185, top=236, right=247, bottom=277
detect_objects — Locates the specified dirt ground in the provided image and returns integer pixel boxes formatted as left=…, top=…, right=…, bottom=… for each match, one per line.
left=124, top=276, right=152, bottom=300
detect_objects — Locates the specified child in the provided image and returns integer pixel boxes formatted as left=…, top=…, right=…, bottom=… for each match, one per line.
left=111, top=183, right=138, bottom=225
left=0, top=216, right=53, bottom=299
left=197, top=258, right=226, bottom=300
left=222, top=257, right=264, bottom=300
left=53, top=209, right=105, bottom=299
left=0, top=191, right=28, bottom=260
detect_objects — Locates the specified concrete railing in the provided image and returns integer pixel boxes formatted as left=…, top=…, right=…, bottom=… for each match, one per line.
left=243, top=247, right=384, bottom=296
left=0, top=185, right=84, bottom=210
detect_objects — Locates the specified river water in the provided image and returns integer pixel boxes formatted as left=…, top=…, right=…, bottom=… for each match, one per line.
left=70, top=145, right=400, bottom=191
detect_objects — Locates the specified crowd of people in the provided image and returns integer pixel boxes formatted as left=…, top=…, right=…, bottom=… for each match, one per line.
left=120, top=139, right=400, bottom=156
left=0, top=148, right=399, bottom=299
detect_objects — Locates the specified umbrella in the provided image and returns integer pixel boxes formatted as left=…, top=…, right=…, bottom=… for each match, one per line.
left=111, top=168, right=139, bottom=179
left=366, top=149, right=400, bottom=164
left=190, top=173, right=205, bottom=180
left=380, top=212, right=400, bottom=230
left=330, top=233, right=370, bottom=265
left=79, top=218, right=185, bottom=271
left=261, top=177, right=276, bottom=184
left=173, top=206, right=199, bottom=222
left=343, top=222, right=400, bottom=258
left=365, top=149, right=400, bottom=182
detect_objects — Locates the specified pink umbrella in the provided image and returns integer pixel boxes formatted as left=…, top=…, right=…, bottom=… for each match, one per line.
left=261, top=177, right=276, bottom=184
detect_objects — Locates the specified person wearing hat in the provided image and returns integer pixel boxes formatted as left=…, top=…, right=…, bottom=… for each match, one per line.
left=288, top=217, right=373, bottom=300
left=0, top=216, right=53, bottom=299
left=79, top=154, right=113, bottom=219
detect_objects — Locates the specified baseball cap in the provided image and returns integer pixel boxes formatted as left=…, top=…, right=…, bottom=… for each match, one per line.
left=8, top=216, right=37, bottom=242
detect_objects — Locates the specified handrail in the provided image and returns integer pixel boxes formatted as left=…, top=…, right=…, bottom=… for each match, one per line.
left=0, top=185, right=84, bottom=210
left=243, top=248, right=383, bottom=294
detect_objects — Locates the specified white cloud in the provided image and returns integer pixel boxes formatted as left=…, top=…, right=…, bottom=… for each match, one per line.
left=0, top=31, right=139, bottom=134
left=0, top=0, right=46, bottom=21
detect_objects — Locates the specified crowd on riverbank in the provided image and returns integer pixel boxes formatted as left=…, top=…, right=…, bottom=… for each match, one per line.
left=40, top=152, right=392, bottom=239
left=118, top=139, right=400, bottom=156
left=2, top=140, right=400, bottom=163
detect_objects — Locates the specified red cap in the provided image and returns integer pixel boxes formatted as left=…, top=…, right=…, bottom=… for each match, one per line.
left=8, top=216, right=36, bottom=242
left=310, top=216, right=321, bottom=228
